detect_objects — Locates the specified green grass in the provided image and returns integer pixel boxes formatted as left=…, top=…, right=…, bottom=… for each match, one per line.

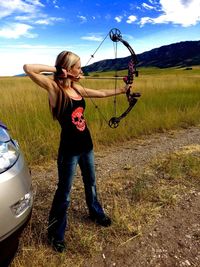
left=0, top=67, right=200, bottom=164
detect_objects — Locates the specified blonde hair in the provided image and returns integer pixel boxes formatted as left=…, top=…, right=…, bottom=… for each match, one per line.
left=52, top=51, right=80, bottom=119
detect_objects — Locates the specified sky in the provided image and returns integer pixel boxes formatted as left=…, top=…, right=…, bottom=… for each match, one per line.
left=0, top=0, right=200, bottom=76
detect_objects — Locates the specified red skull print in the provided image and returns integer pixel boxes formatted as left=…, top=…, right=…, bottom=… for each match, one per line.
left=71, top=107, right=86, bottom=131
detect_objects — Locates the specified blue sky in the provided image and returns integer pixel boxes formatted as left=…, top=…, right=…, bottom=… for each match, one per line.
left=0, top=0, right=200, bottom=76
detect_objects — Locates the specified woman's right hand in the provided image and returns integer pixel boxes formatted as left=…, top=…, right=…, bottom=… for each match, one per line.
left=55, top=66, right=68, bottom=78
left=55, top=67, right=81, bottom=81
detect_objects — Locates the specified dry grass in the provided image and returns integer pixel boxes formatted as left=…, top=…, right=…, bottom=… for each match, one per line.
left=11, top=145, right=200, bottom=267
left=0, top=67, right=200, bottom=164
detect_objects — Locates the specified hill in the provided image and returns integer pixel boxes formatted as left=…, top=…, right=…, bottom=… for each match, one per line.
left=82, top=40, right=200, bottom=73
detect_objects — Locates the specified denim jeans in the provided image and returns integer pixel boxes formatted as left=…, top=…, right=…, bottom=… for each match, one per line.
left=48, top=149, right=105, bottom=241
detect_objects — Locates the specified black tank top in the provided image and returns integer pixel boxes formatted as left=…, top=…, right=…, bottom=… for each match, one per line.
left=56, top=93, right=93, bottom=155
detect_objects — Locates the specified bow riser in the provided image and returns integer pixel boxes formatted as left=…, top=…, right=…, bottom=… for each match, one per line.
left=107, top=28, right=141, bottom=128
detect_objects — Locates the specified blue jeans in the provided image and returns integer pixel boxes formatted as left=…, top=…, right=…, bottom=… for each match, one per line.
left=48, top=149, right=105, bottom=241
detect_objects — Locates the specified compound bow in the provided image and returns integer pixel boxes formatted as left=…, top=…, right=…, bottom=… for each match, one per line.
left=83, top=28, right=141, bottom=128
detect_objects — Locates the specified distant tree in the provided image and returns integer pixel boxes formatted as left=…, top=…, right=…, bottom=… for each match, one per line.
left=83, top=71, right=89, bottom=76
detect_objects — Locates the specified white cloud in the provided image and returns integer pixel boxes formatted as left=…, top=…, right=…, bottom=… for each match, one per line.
left=123, top=34, right=134, bottom=41
left=0, top=38, right=136, bottom=76
left=115, top=16, right=123, bottom=23
left=81, top=35, right=103, bottom=42
left=15, top=13, right=64, bottom=26
left=77, top=15, right=87, bottom=23
left=0, top=23, right=37, bottom=39
left=142, top=3, right=155, bottom=10
left=0, top=43, right=123, bottom=76
left=15, top=15, right=35, bottom=21
left=35, top=17, right=64, bottom=25
left=0, top=0, right=44, bottom=18
left=52, top=0, right=59, bottom=8
left=0, top=43, right=73, bottom=76
left=140, top=0, right=200, bottom=27
left=24, top=0, right=44, bottom=7
left=5, top=44, right=66, bottom=49
left=126, top=15, right=137, bottom=24
left=140, top=17, right=154, bottom=26
left=0, top=50, right=52, bottom=76
left=0, top=0, right=64, bottom=39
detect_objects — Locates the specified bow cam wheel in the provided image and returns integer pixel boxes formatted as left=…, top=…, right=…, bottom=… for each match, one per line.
left=109, top=28, right=122, bottom=42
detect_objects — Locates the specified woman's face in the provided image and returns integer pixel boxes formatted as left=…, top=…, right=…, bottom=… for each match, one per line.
left=70, top=60, right=83, bottom=78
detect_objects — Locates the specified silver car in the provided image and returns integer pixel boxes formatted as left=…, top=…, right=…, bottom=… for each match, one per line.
left=0, top=121, right=33, bottom=266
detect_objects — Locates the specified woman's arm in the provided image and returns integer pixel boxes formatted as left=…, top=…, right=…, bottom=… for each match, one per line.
left=75, top=83, right=130, bottom=98
left=23, top=64, right=59, bottom=107
left=23, top=64, right=58, bottom=92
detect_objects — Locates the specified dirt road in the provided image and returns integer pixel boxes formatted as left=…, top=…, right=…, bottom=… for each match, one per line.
left=81, top=126, right=200, bottom=267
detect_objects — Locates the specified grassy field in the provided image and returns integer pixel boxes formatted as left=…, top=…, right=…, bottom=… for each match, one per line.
left=0, top=67, right=200, bottom=165
left=0, top=67, right=199, bottom=266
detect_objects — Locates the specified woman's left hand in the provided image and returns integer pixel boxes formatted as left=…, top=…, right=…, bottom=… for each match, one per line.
left=124, top=84, right=132, bottom=94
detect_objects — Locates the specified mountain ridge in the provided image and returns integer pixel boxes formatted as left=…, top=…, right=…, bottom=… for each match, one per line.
left=82, top=40, right=200, bottom=73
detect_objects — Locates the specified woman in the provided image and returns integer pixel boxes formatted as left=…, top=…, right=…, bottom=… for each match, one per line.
left=23, top=51, right=129, bottom=253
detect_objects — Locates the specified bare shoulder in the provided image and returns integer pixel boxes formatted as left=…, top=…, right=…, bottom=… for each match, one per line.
left=73, top=83, right=86, bottom=96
